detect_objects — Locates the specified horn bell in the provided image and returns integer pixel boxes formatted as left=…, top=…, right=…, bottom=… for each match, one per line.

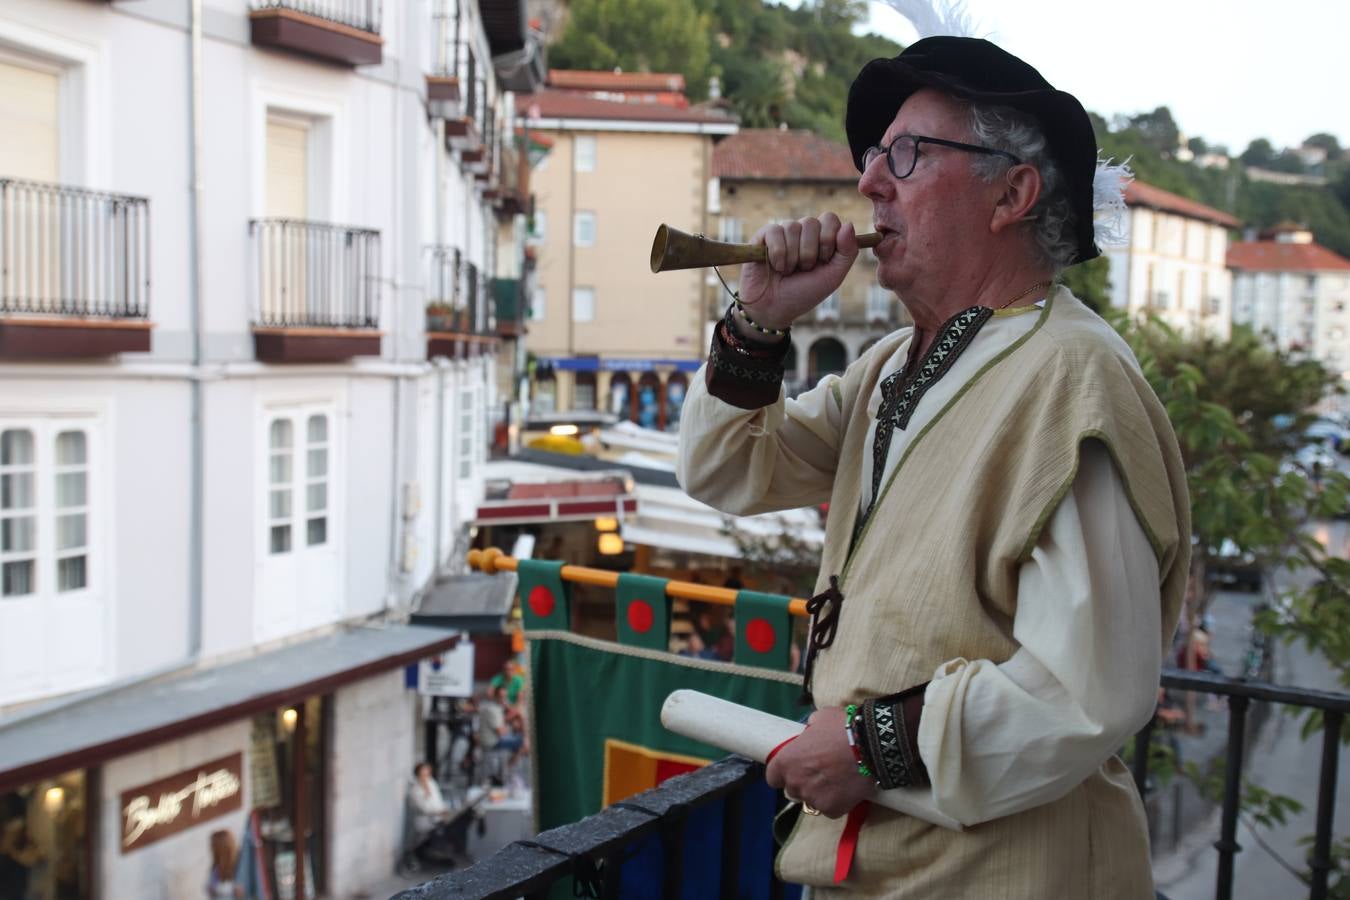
left=649, top=224, right=766, bottom=273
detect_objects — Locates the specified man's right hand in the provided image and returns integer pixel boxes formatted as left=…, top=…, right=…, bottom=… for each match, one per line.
left=736, top=214, right=860, bottom=331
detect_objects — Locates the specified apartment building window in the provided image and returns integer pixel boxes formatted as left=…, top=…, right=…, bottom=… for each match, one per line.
left=267, top=412, right=330, bottom=555
left=1306, top=274, right=1317, bottom=291
left=575, top=135, right=596, bottom=172
left=528, top=211, right=546, bottom=243
left=1, top=423, right=93, bottom=598
left=719, top=217, right=744, bottom=244
left=458, top=386, right=475, bottom=479
left=816, top=292, right=840, bottom=320
left=0, top=59, right=60, bottom=182
left=574, top=212, right=596, bottom=248
left=866, top=285, right=891, bottom=322
left=1206, top=296, right=1223, bottom=316
left=573, top=287, right=595, bottom=323
left=530, top=286, right=546, bottom=321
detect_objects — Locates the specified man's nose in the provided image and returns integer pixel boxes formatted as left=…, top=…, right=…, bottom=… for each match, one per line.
left=858, top=159, right=892, bottom=202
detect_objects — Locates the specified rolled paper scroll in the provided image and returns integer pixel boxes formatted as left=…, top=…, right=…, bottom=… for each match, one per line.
left=660, top=689, right=963, bottom=831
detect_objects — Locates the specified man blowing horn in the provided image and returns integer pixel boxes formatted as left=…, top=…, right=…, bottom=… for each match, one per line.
left=676, top=35, right=1190, bottom=898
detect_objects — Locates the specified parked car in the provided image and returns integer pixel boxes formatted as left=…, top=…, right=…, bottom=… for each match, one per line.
left=1205, top=538, right=1262, bottom=592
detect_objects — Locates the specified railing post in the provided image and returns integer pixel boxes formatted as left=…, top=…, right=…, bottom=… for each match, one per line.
left=1309, top=709, right=1343, bottom=900
left=1214, top=693, right=1248, bottom=900
left=718, top=786, right=743, bottom=900
left=1131, top=716, right=1155, bottom=798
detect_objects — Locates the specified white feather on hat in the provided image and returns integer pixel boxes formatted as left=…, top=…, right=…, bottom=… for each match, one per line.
left=877, top=0, right=1133, bottom=249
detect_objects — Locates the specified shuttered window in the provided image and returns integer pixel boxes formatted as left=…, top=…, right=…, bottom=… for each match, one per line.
left=0, top=60, right=59, bottom=182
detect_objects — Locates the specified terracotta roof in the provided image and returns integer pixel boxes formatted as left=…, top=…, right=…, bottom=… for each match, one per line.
left=520, top=89, right=735, bottom=125
left=713, top=129, right=858, bottom=180
left=548, top=70, right=686, bottom=93
left=1125, top=180, right=1240, bottom=229
left=1227, top=240, right=1350, bottom=272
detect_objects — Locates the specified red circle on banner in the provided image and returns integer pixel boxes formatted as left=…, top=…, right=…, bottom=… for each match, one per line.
left=746, top=618, right=776, bottom=654
left=528, top=585, right=556, bottom=618
left=626, top=599, right=655, bottom=633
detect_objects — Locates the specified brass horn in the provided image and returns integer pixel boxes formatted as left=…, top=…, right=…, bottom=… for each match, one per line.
left=650, top=223, right=883, bottom=273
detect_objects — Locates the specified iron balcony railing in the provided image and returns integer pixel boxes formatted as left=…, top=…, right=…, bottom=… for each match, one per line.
left=250, top=219, right=380, bottom=329
left=0, top=178, right=150, bottom=319
left=430, top=0, right=464, bottom=79
left=400, top=669, right=1348, bottom=900
left=251, top=0, right=381, bottom=34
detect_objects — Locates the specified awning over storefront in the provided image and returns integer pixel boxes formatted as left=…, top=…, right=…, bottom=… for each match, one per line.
left=476, top=461, right=638, bottom=526
left=0, top=623, right=461, bottom=792
left=411, top=571, right=518, bottom=633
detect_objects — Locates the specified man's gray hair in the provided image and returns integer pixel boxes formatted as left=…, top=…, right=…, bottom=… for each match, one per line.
left=966, top=102, right=1078, bottom=272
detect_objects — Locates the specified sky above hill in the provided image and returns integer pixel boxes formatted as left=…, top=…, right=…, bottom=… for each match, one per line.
left=858, top=0, right=1349, bottom=154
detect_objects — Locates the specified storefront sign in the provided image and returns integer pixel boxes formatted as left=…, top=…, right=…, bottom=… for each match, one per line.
left=419, top=641, right=475, bottom=697
left=120, top=753, right=243, bottom=853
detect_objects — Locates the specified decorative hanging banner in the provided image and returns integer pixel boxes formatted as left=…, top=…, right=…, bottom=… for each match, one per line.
left=517, top=559, right=570, bottom=631
left=614, top=573, right=671, bottom=651
left=733, top=590, right=792, bottom=670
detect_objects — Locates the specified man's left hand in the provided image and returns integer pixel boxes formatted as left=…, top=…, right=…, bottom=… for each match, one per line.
left=764, top=707, right=876, bottom=818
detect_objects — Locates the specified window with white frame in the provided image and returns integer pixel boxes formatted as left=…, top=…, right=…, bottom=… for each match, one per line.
left=267, top=411, right=330, bottom=555
left=574, top=135, right=596, bottom=172
left=718, top=217, right=744, bottom=244
left=573, top=287, right=595, bottom=323
left=574, top=212, right=596, bottom=248
left=2, top=422, right=93, bottom=598
left=528, top=211, right=546, bottom=243
left=530, top=285, right=546, bottom=321
left=816, top=292, right=840, bottom=320
left=866, top=285, right=891, bottom=322
left=458, top=386, right=475, bottom=479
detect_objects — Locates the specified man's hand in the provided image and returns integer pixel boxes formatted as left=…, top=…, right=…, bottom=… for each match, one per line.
left=764, top=707, right=876, bottom=819
left=737, top=214, right=860, bottom=331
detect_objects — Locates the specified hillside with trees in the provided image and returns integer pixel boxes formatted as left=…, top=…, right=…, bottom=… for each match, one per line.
left=547, top=0, right=1350, bottom=255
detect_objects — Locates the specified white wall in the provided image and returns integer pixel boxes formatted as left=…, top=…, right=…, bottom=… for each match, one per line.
left=1106, top=206, right=1233, bottom=339
left=328, top=669, right=418, bottom=890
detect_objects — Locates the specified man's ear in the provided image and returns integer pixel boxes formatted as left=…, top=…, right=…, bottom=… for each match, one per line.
left=990, top=163, right=1043, bottom=235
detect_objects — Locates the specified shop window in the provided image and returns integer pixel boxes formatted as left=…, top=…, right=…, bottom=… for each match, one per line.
left=247, top=697, right=328, bottom=899
left=1, top=422, right=95, bottom=599
left=665, top=373, right=688, bottom=431
left=636, top=373, right=662, bottom=431
left=534, top=370, right=556, bottom=415
left=608, top=373, right=632, bottom=420
left=574, top=371, right=597, bottom=411
left=0, top=770, right=89, bottom=900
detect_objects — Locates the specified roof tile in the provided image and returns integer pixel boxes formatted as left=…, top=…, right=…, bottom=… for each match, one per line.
left=1227, top=241, right=1350, bottom=272
left=713, top=129, right=857, bottom=180
left=1125, top=180, right=1240, bottom=228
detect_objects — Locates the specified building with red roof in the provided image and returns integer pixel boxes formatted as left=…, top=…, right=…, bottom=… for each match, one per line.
left=516, top=72, right=737, bottom=429
left=709, top=129, right=906, bottom=389
left=1228, top=224, right=1350, bottom=383
left=1105, top=180, right=1240, bottom=338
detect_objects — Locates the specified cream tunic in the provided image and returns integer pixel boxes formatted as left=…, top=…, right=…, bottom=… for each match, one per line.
left=678, top=291, right=1187, bottom=896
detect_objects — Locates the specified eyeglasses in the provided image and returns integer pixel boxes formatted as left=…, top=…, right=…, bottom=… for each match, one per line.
left=862, top=134, right=1021, bottom=180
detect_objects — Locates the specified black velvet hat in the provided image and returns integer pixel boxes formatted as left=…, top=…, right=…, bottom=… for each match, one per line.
left=846, top=36, right=1100, bottom=264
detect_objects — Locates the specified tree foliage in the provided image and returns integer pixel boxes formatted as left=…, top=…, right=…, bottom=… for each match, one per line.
left=549, top=0, right=714, bottom=97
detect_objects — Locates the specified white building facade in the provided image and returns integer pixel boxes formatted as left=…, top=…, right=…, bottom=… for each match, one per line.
left=1229, top=226, right=1350, bottom=410
left=1104, top=180, right=1239, bottom=339
left=0, top=0, right=541, bottom=896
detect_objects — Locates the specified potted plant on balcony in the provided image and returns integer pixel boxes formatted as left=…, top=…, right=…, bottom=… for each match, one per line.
left=426, top=302, right=457, bottom=333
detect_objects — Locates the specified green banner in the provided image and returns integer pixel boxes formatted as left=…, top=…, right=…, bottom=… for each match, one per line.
left=517, top=559, right=569, bottom=631
left=529, top=631, right=804, bottom=833
left=614, top=573, right=671, bottom=651
left=733, top=590, right=792, bottom=670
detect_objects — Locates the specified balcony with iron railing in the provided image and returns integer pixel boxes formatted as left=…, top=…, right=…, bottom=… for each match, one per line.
left=249, top=0, right=383, bottom=67
left=393, top=552, right=1350, bottom=900
left=0, top=178, right=152, bottom=358
left=446, top=71, right=488, bottom=157
left=425, top=246, right=496, bottom=359
left=249, top=219, right=381, bottom=362
left=427, top=1, right=467, bottom=110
